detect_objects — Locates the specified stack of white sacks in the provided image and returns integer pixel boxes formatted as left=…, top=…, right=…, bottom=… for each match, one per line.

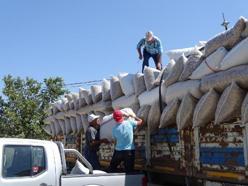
left=44, top=16, right=248, bottom=138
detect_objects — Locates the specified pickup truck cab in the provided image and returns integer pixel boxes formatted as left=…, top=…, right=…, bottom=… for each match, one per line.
left=0, top=138, right=146, bottom=186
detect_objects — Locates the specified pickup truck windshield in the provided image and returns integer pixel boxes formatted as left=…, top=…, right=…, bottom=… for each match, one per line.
left=2, top=145, right=46, bottom=178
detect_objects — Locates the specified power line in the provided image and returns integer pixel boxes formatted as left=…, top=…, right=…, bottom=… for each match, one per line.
left=64, top=79, right=110, bottom=87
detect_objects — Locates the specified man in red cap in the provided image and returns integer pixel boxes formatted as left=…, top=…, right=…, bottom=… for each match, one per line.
left=108, top=109, right=143, bottom=173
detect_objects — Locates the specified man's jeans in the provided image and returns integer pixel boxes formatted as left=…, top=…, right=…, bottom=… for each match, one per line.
left=108, top=150, right=135, bottom=173
left=142, top=49, right=161, bottom=73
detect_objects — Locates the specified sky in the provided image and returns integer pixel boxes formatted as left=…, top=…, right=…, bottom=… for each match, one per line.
left=0, top=0, right=248, bottom=94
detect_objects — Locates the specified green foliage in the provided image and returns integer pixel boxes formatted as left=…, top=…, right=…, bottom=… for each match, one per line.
left=0, top=75, right=68, bottom=139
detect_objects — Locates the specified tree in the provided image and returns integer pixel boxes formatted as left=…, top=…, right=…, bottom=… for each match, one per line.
left=0, top=75, right=68, bottom=139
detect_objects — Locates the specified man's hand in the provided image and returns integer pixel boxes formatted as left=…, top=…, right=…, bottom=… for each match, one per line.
left=139, top=54, right=143, bottom=60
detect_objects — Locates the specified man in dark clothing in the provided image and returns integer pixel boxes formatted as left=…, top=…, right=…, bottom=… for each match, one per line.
left=137, top=31, right=163, bottom=72
left=108, top=110, right=143, bottom=173
left=84, top=113, right=108, bottom=170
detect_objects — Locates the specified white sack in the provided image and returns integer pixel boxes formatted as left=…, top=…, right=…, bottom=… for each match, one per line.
left=138, top=87, right=159, bottom=106
left=220, top=37, right=248, bottom=70
left=143, top=66, right=160, bottom=91
left=215, top=82, right=245, bottom=124
left=200, top=65, right=248, bottom=93
left=102, top=79, right=111, bottom=101
left=81, top=114, right=89, bottom=134
left=241, top=20, right=248, bottom=38
left=148, top=100, right=161, bottom=134
left=204, top=17, right=246, bottom=57
left=164, top=54, right=188, bottom=86
left=54, top=119, right=62, bottom=135
left=79, top=88, right=93, bottom=105
left=177, top=94, right=198, bottom=131
left=133, top=73, right=146, bottom=96
left=118, top=73, right=135, bottom=96
left=159, top=99, right=180, bottom=128
left=91, top=85, right=102, bottom=103
left=110, top=76, right=124, bottom=100
left=165, top=80, right=202, bottom=104
left=166, top=46, right=201, bottom=61
left=193, top=89, right=220, bottom=128
left=190, top=47, right=228, bottom=79
left=179, top=52, right=203, bottom=81
left=137, top=105, right=151, bottom=127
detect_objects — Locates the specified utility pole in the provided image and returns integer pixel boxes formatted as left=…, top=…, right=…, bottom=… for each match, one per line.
left=221, top=13, right=229, bottom=31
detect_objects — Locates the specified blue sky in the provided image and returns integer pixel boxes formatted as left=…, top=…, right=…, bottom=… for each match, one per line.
left=0, top=0, right=248, bottom=93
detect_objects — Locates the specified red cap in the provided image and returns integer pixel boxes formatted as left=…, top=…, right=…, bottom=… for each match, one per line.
left=113, top=110, right=123, bottom=123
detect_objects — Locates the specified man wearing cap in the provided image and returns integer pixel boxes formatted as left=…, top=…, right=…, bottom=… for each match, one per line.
left=84, top=113, right=109, bottom=170
left=108, top=110, right=143, bottom=173
left=137, top=31, right=163, bottom=72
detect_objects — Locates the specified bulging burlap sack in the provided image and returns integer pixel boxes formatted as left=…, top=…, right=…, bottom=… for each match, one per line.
left=220, top=37, right=248, bottom=70
left=65, top=117, right=72, bottom=135
left=159, top=99, right=180, bottom=128
left=177, top=93, right=198, bottom=131
left=190, top=47, right=227, bottom=80
left=241, top=93, right=248, bottom=123
left=79, top=88, right=93, bottom=105
left=200, top=65, right=248, bottom=93
left=164, top=54, right=188, bottom=86
left=204, top=17, right=246, bottom=57
left=91, top=85, right=102, bottom=103
left=79, top=98, right=87, bottom=108
left=165, top=80, right=202, bottom=103
left=179, top=52, right=203, bottom=81
left=102, top=79, right=111, bottom=101
left=43, top=125, right=52, bottom=135
left=133, top=73, right=146, bottom=96
left=143, top=66, right=160, bottom=91
left=118, top=73, right=135, bottom=96
left=193, top=89, right=220, bottom=128
left=110, top=76, right=124, bottom=100
left=148, top=100, right=161, bottom=134
left=215, top=82, right=245, bottom=124
left=137, top=105, right=151, bottom=126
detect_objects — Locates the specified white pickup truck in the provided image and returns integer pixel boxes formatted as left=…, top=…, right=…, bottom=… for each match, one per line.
left=0, top=138, right=146, bottom=186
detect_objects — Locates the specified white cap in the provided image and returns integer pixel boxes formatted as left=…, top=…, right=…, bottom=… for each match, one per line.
left=88, top=114, right=100, bottom=123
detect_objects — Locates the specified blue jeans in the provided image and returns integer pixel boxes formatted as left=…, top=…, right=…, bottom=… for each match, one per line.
left=142, top=49, right=162, bottom=73
left=84, top=147, right=101, bottom=170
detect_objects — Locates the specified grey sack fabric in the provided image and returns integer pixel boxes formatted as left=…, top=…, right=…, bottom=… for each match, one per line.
left=215, top=82, right=245, bottom=124
left=133, top=73, right=147, bottom=96
left=143, top=66, right=160, bottom=91
left=110, top=76, right=124, bottom=100
left=164, top=54, right=188, bottom=87
left=204, top=17, right=246, bottom=57
left=159, top=99, right=181, bottom=128
left=193, top=89, right=220, bottom=128
left=177, top=93, right=198, bottom=131
left=148, top=100, right=161, bottom=134
left=201, top=65, right=248, bottom=93
left=179, top=53, right=203, bottom=81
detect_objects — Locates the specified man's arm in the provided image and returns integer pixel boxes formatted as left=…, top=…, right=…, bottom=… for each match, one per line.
left=137, top=38, right=145, bottom=60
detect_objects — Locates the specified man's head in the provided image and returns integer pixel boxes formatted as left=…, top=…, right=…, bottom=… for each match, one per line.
left=145, top=31, right=154, bottom=42
left=88, top=113, right=100, bottom=128
left=113, top=110, right=124, bottom=123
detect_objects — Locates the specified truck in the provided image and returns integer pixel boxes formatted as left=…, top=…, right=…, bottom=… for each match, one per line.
left=0, top=138, right=146, bottom=186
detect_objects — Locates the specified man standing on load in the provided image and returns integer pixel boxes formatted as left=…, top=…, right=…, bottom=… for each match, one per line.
left=108, top=110, right=143, bottom=173
left=84, top=113, right=109, bottom=170
left=137, top=31, right=163, bottom=72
